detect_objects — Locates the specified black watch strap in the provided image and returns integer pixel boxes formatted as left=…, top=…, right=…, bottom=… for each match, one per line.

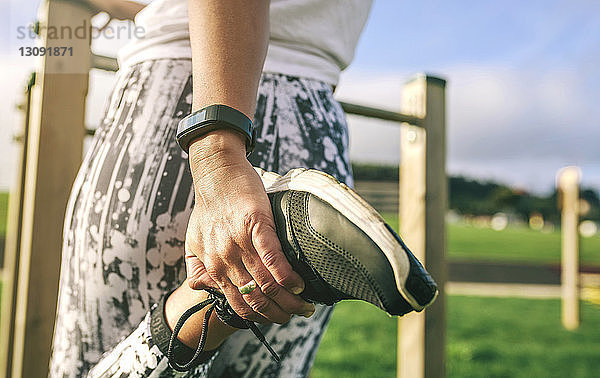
left=176, top=104, right=256, bottom=156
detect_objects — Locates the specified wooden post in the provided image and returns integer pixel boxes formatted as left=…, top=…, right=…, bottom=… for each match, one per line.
left=398, top=123, right=427, bottom=377
left=557, top=166, right=581, bottom=330
left=398, top=74, right=447, bottom=378
left=8, top=1, right=91, bottom=376
left=0, top=74, right=34, bottom=378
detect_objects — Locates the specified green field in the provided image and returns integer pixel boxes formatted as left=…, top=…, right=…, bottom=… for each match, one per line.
left=312, top=297, right=600, bottom=378
left=312, top=214, right=600, bottom=376
left=1, top=195, right=599, bottom=264
left=1, top=194, right=600, bottom=376
left=0, top=192, right=7, bottom=236
left=383, top=214, right=600, bottom=265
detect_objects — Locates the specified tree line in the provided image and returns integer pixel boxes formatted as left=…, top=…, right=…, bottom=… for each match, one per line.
left=351, top=163, right=600, bottom=223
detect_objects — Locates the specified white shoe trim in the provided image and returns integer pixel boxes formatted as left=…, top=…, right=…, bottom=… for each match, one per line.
left=255, top=167, right=429, bottom=311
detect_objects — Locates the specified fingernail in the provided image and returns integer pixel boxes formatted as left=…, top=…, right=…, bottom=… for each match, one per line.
left=291, top=286, right=304, bottom=295
left=302, top=303, right=315, bottom=313
left=303, top=308, right=315, bottom=318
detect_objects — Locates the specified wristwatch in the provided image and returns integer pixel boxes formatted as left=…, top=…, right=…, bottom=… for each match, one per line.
left=176, top=104, right=256, bottom=156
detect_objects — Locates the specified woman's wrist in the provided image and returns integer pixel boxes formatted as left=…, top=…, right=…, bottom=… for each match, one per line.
left=188, top=129, right=247, bottom=160
left=187, top=129, right=252, bottom=199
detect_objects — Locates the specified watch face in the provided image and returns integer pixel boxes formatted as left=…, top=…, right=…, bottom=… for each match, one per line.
left=190, top=109, right=207, bottom=125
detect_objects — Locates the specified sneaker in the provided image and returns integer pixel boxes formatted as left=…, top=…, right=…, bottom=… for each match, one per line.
left=161, top=168, right=438, bottom=370
left=258, top=167, right=438, bottom=316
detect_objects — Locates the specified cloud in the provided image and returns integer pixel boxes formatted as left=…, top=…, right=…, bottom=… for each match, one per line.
left=2, top=5, right=599, bottom=195
left=335, top=65, right=600, bottom=193
left=2, top=58, right=598, bottom=194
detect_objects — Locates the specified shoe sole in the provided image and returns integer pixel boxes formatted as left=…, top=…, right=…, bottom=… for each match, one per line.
left=256, top=167, right=438, bottom=312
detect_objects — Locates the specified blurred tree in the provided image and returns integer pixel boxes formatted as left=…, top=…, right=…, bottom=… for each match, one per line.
left=351, top=163, right=600, bottom=222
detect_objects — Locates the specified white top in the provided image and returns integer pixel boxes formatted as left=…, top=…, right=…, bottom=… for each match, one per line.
left=118, top=0, right=372, bottom=85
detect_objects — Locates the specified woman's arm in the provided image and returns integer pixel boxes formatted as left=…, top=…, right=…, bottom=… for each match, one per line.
left=184, top=0, right=316, bottom=324
left=90, top=2, right=316, bottom=375
left=188, top=0, right=268, bottom=117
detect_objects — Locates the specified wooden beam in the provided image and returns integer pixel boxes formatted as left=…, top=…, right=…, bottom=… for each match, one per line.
left=557, top=166, right=581, bottom=330
left=91, top=53, right=119, bottom=72
left=340, top=101, right=424, bottom=126
left=398, top=74, right=447, bottom=378
left=83, top=53, right=431, bottom=128
left=0, top=74, right=34, bottom=378
left=9, top=1, right=91, bottom=376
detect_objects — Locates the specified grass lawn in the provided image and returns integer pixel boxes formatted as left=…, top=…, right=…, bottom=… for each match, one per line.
left=383, top=213, right=600, bottom=265
left=312, top=297, right=600, bottom=378
left=1, top=195, right=598, bottom=265
left=1, top=194, right=600, bottom=376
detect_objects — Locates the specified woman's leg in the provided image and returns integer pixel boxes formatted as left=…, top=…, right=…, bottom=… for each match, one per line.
left=50, top=59, right=197, bottom=377
left=50, top=63, right=351, bottom=377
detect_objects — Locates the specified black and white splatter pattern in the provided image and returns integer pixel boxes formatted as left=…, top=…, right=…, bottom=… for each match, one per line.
left=50, top=59, right=353, bottom=377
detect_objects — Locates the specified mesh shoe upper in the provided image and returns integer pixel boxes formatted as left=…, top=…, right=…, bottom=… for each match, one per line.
left=270, top=190, right=428, bottom=316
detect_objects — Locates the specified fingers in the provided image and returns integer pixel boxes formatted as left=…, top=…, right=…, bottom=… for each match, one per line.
left=188, top=249, right=314, bottom=321
left=228, top=270, right=292, bottom=325
left=250, top=220, right=305, bottom=295
left=241, top=252, right=315, bottom=318
left=185, top=203, right=311, bottom=324
left=185, top=253, right=218, bottom=289
left=203, top=254, right=292, bottom=324
left=201, top=257, right=264, bottom=323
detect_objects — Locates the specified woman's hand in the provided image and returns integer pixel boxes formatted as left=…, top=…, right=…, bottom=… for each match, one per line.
left=184, top=130, right=316, bottom=324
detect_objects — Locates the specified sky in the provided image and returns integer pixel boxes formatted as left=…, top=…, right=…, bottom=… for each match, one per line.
left=1, top=0, right=599, bottom=194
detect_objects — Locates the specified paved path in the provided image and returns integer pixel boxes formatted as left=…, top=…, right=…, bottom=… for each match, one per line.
left=447, top=282, right=562, bottom=298
left=447, top=280, right=600, bottom=305
left=449, top=260, right=600, bottom=285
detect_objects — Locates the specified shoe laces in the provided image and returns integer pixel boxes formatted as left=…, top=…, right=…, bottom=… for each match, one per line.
left=167, top=288, right=280, bottom=371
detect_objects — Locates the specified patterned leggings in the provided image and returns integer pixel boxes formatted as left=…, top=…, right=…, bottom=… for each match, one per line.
left=50, top=59, right=353, bottom=377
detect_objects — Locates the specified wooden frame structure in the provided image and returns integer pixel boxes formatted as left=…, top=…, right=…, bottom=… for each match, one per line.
left=398, top=76, right=447, bottom=378
left=0, top=1, right=447, bottom=376
left=0, top=1, right=92, bottom=377
left=557, top=166, right=581, bottom=330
